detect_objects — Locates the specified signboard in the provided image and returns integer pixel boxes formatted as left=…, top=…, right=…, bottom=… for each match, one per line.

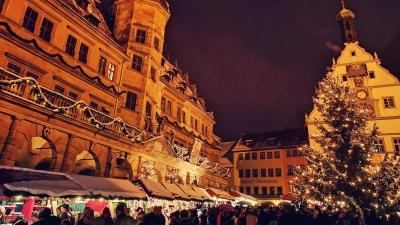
left=189, top=138, right=203, bottom=165
left=240, top=180, right=278, bottom=184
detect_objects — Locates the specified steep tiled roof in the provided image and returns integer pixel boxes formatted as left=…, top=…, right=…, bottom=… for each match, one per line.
left=220, top=141, right=236, bottom=156
left=234, top=127, right=309, bottom=150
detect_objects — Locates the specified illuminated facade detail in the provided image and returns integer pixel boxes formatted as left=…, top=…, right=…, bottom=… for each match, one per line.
left=0, top=0, right=228, bottom=188
left=307, top=2, right=400, bottom=163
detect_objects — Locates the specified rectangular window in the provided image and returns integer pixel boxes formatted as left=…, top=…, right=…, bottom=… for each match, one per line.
left=195, top=119, right=198, bottom=131
left=68, top=91, right=78, bottom=100
left=78, top=43, right=89, bottom=64
left=351, top=51, right=356, bottom=56
left=267, top=152, right=272, bottom=159
left=135, top=29, right=146, bottom=44
left=0, top=0, right=5, bottom=12
left=7, top=63, right=21, bottom=74
left=238, top=154, right=243, bottom=160
left=245, top=153, right=250, bottom=160
left=383, top=97, right=395, bottom=108
left=132, top=55, right=143, bottom=72
left=268, top=169, right=274, bottom=177
left=150, top=67, right=156, bottom=81
left=190, top=116, right=194, bottom=127
left=252, top=169, right=258, bottom=177
left=177, top=107, right=181, bottom=122
left=276, top=168, right=282, bottom=177
left=161, top=97, right=166, bottom=112
left=287, top=165, right=294, bottom=175
left=239, top=170, right=243, bottom=178
left=65, top=35, right=77, bottom=56
left=373, top=139, right=385, bottom=152
left=89, top=101, right=98, bottom=110
left=277, top=187, right=283, bottom=195
left=394, top=139, right=400, bottom=153
left=292, top=150, right=298, bottom=156
left=54, top=85, right=65, bottom=94
left=262, top=187, right=267, bottom=195
left=76, top=0, right=88, bottom=10
left=254, top=187, right=259, bottom=195
left=252, top=152, right=257, bottom=160
left=286, top=149, right=292, bottom=157
left=125, top=92, right=137, bottom=111
left=101, top=107, right=110, bottom=115
left=154, top=37, right=160, bottom=51
left=270, top=187, right=275, bottom=195
left=201, top=124, right=204, bottom=134
left=107, top=63, right=116, bottom=80
left=342, top=74, right=348, bottom=82
left=239, top=187, right=244, bottom=193
left=246, top=187, right=251, bottom=194
left=182, top=111, right=186, bottom=124
left=39, top=18, right=54, bottom=42
left=245, top=169, right=250, bottom=178
left=23, top=7, right=38, bottom=32
left=261, top=169, right=266, bottom=177
left=26, top=72, right=39, bottom=80
left=167, top=101, right=172, bottom=115
left=300, top=164, right=307, bottom=171
left=260, top=152, right=265, bottom=159
left=206, top=126, right=208, bottom=136
left=369, top=71, right=375, bottom=79
left=146, top=102, right=152, bottom=117
left=98, top=56, right=107, bottom=75
left=274, top=151, right=280, bottom=158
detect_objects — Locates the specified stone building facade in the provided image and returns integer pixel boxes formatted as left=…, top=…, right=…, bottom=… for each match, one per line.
left=0, top=0, right=228, bottom=189
left=307, top=2, right=400, bottom=164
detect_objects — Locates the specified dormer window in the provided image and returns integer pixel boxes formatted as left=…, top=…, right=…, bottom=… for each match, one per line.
left=161, top=74, right=171, bottom=83
left=76, top=0, right=89, bottom=10
left=85, top=14, right=100, bottom=27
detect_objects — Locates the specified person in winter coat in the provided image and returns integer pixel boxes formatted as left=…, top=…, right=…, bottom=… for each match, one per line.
left=61, top=220, right=74, bottom=225
left=46, top=216, right=61, bottom=225
left=0, top=207, right=5, bottom=225
left=189, top=209, right=199, bottom=225
left=180, top=210, right=193, bottom=225
left=76, top=208, right=94, bottom=225
left=113, top=205, right=133, bottom=225
left=169, top=211, right=180, bottom=225
left=153, top=206, right=166, bottom=225
left=246, top=211, right=258, bottom=225
left=60, top=204, right=75, bottom=225
left=32, top=207, right=52, bottom=225
left=100, top=208, right=114, bottom=225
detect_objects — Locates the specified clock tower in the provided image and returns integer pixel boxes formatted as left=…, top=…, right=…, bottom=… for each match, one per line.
left=306, top=1, right=400, bottom=162
left=337, top=0, right=357, bottom=44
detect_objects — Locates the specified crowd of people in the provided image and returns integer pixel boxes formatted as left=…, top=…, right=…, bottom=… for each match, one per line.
left=3, top=203, right=400, bottom=225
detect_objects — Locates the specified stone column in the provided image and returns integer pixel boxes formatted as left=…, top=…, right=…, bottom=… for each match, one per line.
left=0, top=117, right=25, bottom=166
left=137, top=156, right=143, bottom=178
left=60, top=135, right=76, bottom=174
left=104, top=147, right=112, bottom=178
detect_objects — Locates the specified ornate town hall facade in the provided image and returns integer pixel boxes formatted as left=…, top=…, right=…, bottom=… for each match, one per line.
left=0, top=0, right=229, bottom=189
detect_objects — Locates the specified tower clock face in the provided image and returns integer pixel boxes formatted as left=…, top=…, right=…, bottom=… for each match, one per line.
left=356, top=90, right=368, bottom=99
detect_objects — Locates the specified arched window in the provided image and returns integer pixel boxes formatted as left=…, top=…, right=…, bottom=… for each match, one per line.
left=347, top=33, right=353, bottom=41
left=35, top=160, right=51, bottom=171
left=78, top=168, right=96, bottom=176
left=345, top=21, right=351, bottom=30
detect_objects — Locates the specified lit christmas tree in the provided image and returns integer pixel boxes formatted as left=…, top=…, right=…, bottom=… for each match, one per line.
left=291, top=75, right=379, bottom=215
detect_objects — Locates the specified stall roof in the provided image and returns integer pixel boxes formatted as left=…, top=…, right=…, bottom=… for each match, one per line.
left=191, top=187, right=213, bottom=201
left=161, top=182, right=190, bottom=200
left=177, top=185, right=203, bottom=201
left=0, top=166, right=89, bottom=197
left=206, top=188, right=235, bottom=201
left=280, top=192, right=296, bottom=201
left=229, top=190, right=258, bottom=202
left=132, top=179, right=174, bottom=199
left=69, top=175, right=146, bottom=199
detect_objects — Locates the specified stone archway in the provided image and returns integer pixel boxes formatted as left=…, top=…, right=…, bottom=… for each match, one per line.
left=34, top=159, right=52, bottom=171
left=112, top=160, right=133, bottom=180
left=72, top=150, right=101, bottom=176
left=78, top=167, right=96, bottom=176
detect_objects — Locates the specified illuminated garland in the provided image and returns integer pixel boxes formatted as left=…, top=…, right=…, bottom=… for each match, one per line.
left=0, top=71, right=144, bottom=142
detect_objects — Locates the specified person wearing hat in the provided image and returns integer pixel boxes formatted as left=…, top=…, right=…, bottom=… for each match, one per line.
left=100, top=208, right=114, bottom=225
left=59, top=203, right=75, bottom=225
left=169, top=211, right=180, bottom=225
left=113, top=205, right=133, bottom=225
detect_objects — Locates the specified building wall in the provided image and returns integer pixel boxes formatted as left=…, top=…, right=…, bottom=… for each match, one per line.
left=307, top=42, right=400, bottom=163
left=0, top=0, right=228, bottom=187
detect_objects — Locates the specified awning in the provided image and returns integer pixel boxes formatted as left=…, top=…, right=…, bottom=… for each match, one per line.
left=280, top=192, right=296, bottom=201
left=0, top=166, right=89, bottom=197
left=132, top=179, right=174, bottom=199
left=206, top=188, right=235, bottom=201
left=160, top=182, right=189, bottom=200
left=69, top=175, right=146, bottom=199
left=177, top=185, right=203, bottom=201
left=191, top=187, right=213, bottom=201
left=229, top=190, right=258, bottom=202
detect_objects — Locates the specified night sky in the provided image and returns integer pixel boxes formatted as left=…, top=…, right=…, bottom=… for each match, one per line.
left=162, top=0, right=400, bottom=141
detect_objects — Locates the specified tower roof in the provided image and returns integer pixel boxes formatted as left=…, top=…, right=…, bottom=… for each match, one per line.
left=336, top=0, right=355, bottom=21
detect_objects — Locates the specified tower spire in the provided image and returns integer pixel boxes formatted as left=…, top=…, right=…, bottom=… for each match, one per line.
left=341, top=0, right=345, bottom=10
left=336, top=0, right=357, bottom=44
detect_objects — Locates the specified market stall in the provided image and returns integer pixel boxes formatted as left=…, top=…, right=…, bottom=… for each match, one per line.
left=191, top=186, right=213, bottom=202
left=229, top=190, right=258, bottom=206
left=205, top=188, right=235, bottom=203
left=177, top=185, right=204, bottom=202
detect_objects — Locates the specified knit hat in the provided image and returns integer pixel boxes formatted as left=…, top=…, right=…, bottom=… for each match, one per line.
left=115, top=205, right=125, bottom=213
left=61, top=204, right=69, bottom=211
